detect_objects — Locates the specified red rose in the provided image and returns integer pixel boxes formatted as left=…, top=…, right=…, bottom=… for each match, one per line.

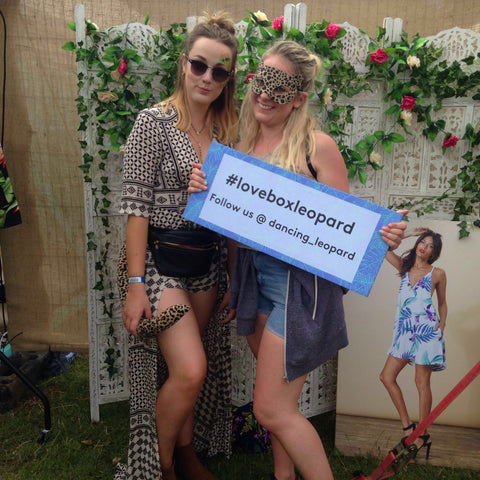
left=442, top=135, right=459, bottom=148
left=401, top=95, right=416, bottom=111
left=272, top=16, right=284, bottom=32
left=369, top=48, right=389, bottom=65
left=325, top=24, right=341, bottom=40
left=245, top=72, right=254, bottom=84
left=118, top=56, right=128, bottom=76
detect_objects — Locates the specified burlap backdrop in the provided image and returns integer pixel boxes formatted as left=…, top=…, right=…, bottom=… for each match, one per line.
left=0, top=0, right=479, bottom=351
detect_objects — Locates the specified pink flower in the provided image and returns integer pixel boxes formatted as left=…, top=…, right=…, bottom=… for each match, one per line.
left=369, top=48, right=389, bottom=65
left=272, top=16, right=284, bottom=32
left=118, top=56, right=128, bottom=76
left=325, top=24, right=341, bottom=40
left=401, top=95, right=416, bottom=111
left=443, top=135, right=459, bottom=148
left=245, top=72, right=254, bottom=84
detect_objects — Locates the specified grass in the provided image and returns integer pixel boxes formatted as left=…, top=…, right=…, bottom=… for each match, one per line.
left=0, top=354, right=477, bottom=479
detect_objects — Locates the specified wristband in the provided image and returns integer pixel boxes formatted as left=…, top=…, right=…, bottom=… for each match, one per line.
left=128, top=276, right=145, bottom=284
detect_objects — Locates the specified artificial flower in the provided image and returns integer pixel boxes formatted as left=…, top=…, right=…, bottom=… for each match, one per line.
left=401, top=95, right=416, bottom=111
left=407, top=55, right=421, bottom=69
left=325, top=24, right=341, bottom=40
left=245, top=72, right=254, bottom=84
left=323, top=87, right=333, bottom=105
left=110, top=69, right=122, bottom=82
left=443, top=135, right=459, bottom=148
left=253, top=10, right=268, bottom=23
left=369, top=152, right=382, bottom=164
left=272, top=16, right=284, bottom=32
left=97, top=90, right=118, bottom=103
left=118, top=56, right=128, bottom=76
left=400, top=110, right=412, bottom=127
left=369, top=48, right=389, bottom=65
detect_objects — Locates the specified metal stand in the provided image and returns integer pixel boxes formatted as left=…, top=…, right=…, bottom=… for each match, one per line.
left=0, top=348, right=51, bottom=443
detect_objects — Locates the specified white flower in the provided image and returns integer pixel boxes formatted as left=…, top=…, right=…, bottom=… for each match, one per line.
left=110, top=70, right=122, bottom=82
left=97, top=90, right=118, bottom=103
left=323, top=88, right=333, bottom=105
left=400, top=109, right=412, bottom=127
left=369, top=152, right=381, bottom=164
left=407, top=55, right=421, bottom=69
left=253, top=10, right=268, bottom=22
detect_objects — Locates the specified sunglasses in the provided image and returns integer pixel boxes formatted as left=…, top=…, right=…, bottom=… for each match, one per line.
left=185, top=54, right=232, bottom=83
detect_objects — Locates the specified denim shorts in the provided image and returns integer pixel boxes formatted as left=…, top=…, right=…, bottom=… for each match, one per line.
left=252, top=251, right=288, bottom=339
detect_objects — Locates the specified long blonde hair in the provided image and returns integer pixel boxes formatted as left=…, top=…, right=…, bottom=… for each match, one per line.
left=163, top=12, right=239, bottom=145
left=239, top=41, right=322, bottom=172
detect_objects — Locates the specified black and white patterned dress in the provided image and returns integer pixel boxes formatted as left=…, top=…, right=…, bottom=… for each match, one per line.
left=116, top=104, right=232, bottom=480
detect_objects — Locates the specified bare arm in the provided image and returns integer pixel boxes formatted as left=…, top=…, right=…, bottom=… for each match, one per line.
left=434, top=268, right=448, bottom=333
left=384, top=249, right=404, bottom=273
left=311, top=131, right=349, bottom=193
left=123, top=215, right=152, bottom=336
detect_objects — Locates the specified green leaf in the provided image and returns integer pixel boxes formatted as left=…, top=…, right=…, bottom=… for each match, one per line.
left=62, top=41, right=76, bottom=51
left=355, top=140, right=369, bottom=152
left=385, top=104, right=400, bottom=115
left=381, top=139, right=393, bottom=154
left=389, top=133, right=406, bottom=143
left=67, top=22, right=76, bottom=32
left=144, top=13, right=150, bottom=25
left=358, top=169, right=367, bottom=185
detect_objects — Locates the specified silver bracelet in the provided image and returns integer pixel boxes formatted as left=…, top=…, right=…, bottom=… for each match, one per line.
left=128, top=276, right=145, bottom=284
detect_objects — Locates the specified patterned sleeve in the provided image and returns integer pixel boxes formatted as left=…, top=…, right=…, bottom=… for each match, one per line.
left=120, top=109, right=163, bottom=217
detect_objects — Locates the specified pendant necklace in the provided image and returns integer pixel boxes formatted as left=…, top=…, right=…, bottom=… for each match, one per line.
left=189, top=121, right=207, bottom=161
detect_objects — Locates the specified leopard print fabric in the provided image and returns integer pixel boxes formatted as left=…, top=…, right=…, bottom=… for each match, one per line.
left=117, top=246, right=190, bottom=337
left=251, top=62, right=304, bottom=104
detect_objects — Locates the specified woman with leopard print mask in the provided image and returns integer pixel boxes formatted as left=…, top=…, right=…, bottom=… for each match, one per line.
left=191, top=40, right=407, bottom=480
left=118, top=12, right=238, bottom=480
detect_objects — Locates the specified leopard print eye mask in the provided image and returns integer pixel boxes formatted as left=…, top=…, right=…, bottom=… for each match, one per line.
left=251, top=62, right=304, bottom=104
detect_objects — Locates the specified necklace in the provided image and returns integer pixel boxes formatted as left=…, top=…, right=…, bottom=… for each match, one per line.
left=188, top=126, right=206, bottom=161
left=190, top=121, right=207, bottom=135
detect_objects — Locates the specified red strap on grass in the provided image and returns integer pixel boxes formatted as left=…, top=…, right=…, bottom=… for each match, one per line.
left=358, top=360, right=480, bottom=480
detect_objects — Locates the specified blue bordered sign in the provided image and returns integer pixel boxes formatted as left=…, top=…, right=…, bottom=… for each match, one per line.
left=184, top=142, right=403, bottom=296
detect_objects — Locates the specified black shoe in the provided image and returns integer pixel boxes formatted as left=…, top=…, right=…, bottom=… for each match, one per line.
left=402, top=422, right=416, bottom=434
left=418, top=434, right=432, bottom=460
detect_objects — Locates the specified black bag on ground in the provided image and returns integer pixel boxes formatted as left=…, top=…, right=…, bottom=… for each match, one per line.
left=147, top=226, right=219, bottom=277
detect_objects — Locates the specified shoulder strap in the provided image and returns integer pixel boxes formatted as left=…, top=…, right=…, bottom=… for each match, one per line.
left=306, top=140, right=316, bottom=178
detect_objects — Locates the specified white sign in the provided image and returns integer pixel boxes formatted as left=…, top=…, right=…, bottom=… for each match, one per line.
left=184, top=143, right=403, bottom=296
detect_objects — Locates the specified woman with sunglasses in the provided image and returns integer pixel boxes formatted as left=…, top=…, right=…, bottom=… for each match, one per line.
left=118, top=13, right=238, bottom=480
left=380, top=228, right=447, bottom=460
left=190, top=40, right=407, bottom=480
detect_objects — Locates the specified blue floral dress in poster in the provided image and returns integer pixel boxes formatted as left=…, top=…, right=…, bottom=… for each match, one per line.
left=387, top=267, right=446, bottom=371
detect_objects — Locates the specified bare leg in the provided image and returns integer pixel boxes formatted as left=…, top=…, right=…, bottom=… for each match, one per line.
left=154, top=287, right=215, bottom=470
left=414, top=364, right=433, bottom=446
left=254, top=328, right=333, bottom=480
left=247, top=315, right=295, bottom=480
left=176, top=287, right=218, bottom=447
left=380, top=355, right=412, bottom=431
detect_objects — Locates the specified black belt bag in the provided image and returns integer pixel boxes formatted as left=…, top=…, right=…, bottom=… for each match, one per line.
left=147, top=226, right=219, bottom=278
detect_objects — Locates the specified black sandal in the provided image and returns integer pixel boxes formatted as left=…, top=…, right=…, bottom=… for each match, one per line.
left=402, top=422, right=417, bottom=434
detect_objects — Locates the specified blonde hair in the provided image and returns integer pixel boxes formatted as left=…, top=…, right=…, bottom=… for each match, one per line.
left=239, top=41, right=322, bottom=172
left=163, top=12, right=239, bottom=145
